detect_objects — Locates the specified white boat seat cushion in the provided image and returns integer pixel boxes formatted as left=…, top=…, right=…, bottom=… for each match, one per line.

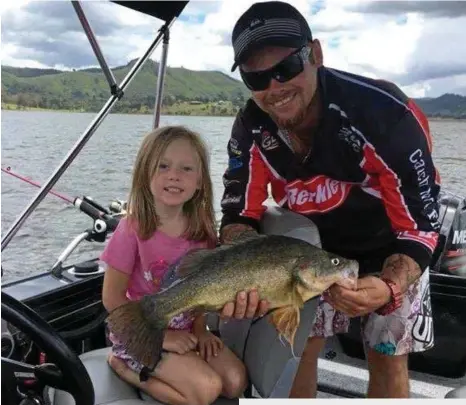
left=51, top=347, right=237, bottom=405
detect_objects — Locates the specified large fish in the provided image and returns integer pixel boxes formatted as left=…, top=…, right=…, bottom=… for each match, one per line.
left=106, top=234, right=359, bottom=373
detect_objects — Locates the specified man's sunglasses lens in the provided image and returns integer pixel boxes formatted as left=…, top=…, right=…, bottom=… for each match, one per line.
left=240, top=47, right=307, bottom=91
left=241, top=70, right=270, bottom=91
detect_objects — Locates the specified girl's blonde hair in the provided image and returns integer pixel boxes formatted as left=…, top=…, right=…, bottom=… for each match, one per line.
left=126, top=125, right=217, bottom=247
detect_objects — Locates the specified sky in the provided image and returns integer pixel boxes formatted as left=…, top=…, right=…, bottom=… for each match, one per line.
left=1, top=0, right=466, bottom=98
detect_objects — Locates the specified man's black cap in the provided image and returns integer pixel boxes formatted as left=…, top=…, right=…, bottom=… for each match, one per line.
left=231, top=1, right=313, bottom=72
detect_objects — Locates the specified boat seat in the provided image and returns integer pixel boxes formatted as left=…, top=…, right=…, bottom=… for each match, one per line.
left=50, top=347, right=236, bottom=405
left=445, top=385, right=466, bottom=398
left=50, top=298, right=318, bottom=405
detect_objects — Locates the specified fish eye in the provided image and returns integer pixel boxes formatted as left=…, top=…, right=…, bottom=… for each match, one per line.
left=331, top=258, right=340, bottom=266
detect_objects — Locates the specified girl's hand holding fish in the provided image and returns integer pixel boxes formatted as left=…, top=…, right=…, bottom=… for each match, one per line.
left=195, top=330, right=224, bottom=362
left=162, top=330, right=198, bottom=354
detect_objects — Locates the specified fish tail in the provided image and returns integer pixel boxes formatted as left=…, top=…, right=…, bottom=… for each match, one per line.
left=106, top=300, right=165, bottom=377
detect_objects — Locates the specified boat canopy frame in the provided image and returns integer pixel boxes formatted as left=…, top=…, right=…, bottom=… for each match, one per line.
left=1, top=0, right=190, bottom=251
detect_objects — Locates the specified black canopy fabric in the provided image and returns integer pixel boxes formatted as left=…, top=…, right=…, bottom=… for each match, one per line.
left=112, top=1, right=189, bottom=22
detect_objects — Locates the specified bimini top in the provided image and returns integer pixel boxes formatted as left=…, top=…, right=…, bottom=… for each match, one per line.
left=112, top=1, right=189, bottom=22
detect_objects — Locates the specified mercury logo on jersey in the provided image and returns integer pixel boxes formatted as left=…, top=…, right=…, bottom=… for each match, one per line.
left=285, top=175, right=352, bottom=214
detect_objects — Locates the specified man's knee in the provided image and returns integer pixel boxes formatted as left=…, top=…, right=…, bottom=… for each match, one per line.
left=367, top=347, right=408, bottom=375
left=366, top=348, right=410, bottom=397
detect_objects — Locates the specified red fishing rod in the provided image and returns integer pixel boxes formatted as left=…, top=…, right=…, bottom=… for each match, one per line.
left=2, top=165, right=124, bottom=279
left=1, top=166, right=119, bottom=232
left=2, top=166, right=74, bottom=204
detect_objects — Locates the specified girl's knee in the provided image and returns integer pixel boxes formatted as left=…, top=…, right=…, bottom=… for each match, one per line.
left=108, top=354, right=130, bottom=377
left=189, top=371, right=223, bottom=405
left=222, top=363, right=248, bottom=398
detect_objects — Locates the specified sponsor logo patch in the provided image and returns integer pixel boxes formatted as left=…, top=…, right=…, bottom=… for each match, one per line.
left=229, top=138, right=242, bottom=156
left=228, top=157, right=243, bottom=171
left=261, top=130, right=279, bottom=151
left=221, top=194, right=242, bottom=205
left=453, top=230, right=466, bottom=245
left=285, top=175, right=352, bottom=214
left=338, top=126, right=362, bottom=153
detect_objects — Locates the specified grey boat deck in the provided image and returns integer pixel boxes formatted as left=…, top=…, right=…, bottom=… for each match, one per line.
left=266, top=335, right=466, bottom=398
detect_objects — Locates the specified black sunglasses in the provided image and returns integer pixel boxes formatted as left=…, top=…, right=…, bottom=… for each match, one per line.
left=240, top=46, right=311, bottom=92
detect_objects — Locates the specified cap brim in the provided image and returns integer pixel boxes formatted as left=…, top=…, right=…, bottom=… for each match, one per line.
left=231, top=36, right=307, bottom=72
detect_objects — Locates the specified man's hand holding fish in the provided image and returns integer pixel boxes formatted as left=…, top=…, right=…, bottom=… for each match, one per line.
left=323, top=276, right=392, bottom=317
left=220, top=289, right=269, bottom=320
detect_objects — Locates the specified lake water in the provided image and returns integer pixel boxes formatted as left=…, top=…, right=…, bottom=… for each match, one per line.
left=1, top=110, right=465, bottom=282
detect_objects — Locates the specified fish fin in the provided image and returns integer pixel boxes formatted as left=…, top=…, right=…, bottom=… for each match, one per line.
left=175, top=235, right=262, bottom=278
left=176, top=233, right=266, bottom=278
left=175, top=247, right=215, bottom=278
left=223, top=232, right=266, bottom=245
left=106, top=300, right=165, bottom=371
left=276, top=332, right=298, bottom=360
left=268, top=303, right=301, bottom=349
left=268, top=284, right=304, bottom=354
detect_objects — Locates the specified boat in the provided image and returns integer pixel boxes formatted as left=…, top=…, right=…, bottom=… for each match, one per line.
left=2, top=1, right=466, bottom=404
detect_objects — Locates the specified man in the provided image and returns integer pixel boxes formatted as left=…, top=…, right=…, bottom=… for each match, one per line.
left=218, top=0, right=441, bottom=399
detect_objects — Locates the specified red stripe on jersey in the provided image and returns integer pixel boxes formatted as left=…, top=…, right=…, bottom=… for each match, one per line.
left=241, top=144, right=270, bottom=220
left=361, top=143, right=417, bottom=231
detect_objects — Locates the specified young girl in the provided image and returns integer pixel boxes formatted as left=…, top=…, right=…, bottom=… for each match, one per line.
left=101, top=126, right=248, bottom=405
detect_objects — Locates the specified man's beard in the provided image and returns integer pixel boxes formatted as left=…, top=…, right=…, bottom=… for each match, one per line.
left=267, top=94, right=311, bottom=131
left=272, top=106, right=307, bottom=131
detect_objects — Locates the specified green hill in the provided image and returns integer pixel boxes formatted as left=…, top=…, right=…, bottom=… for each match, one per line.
left=1, top=61, right=465, bottom=118
left=414, top=93, right=466, bottom=119
left=1, top=60, right=250, bottom=116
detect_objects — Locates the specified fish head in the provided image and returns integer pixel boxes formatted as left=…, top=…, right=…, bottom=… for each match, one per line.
left=294, top=249, right=359, bottom=301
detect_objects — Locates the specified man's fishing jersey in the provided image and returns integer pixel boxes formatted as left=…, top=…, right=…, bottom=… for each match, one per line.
left=220, top=66, right=441, bottom=275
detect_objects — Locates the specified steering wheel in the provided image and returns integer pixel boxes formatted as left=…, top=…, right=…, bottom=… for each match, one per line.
left=1, top=291, right=94, bottom=405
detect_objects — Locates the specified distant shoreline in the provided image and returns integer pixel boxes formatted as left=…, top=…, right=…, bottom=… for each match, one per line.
left=2, top=103, right=465, bottom=121
left=427, top=117, right=466, bottom=121
left=1, top=102, right=239, bottom=118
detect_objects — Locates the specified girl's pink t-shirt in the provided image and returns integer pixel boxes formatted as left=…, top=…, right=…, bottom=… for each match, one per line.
left=100, top=217, right=207, bottom=330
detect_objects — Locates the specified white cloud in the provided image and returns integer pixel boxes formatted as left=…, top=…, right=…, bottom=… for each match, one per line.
left=1, top=0, right=465, bottom=98
left=0, top=0, right=30, bottom=15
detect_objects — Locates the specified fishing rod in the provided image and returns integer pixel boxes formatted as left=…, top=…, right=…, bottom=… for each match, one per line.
left=1, top=166, right=120, bottom=232
left=2, top=166, right=73, bottom=204
left=2, top=165, right=124, bottom=278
